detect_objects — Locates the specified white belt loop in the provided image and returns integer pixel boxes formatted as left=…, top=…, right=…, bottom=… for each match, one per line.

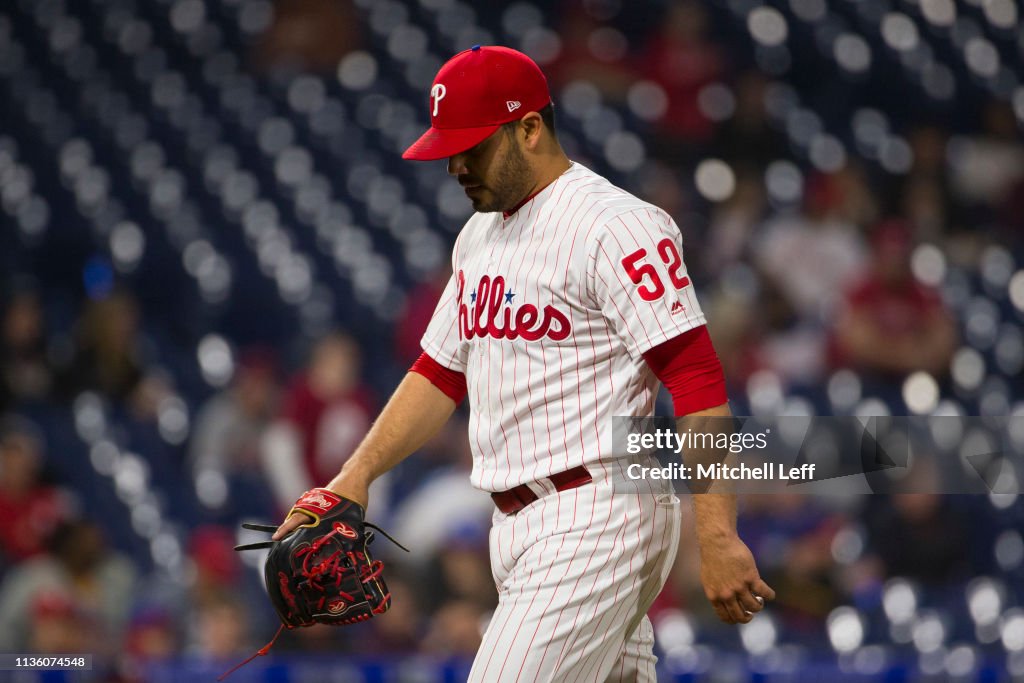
left=525, top=477, right=557, bottom=498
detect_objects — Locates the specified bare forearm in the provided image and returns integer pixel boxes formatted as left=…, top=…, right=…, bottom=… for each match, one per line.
left=677, top=403, right=739, bottom=546
left=326, top=372, right=456, bottom=494
left=693, top=492, right=738, bottom=547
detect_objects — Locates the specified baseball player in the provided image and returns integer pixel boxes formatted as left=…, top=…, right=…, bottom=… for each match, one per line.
left=274, top=45, right=774, bottom=681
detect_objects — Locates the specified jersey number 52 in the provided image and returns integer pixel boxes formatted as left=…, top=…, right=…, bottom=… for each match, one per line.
left=620, top=239, right=690, bottom=302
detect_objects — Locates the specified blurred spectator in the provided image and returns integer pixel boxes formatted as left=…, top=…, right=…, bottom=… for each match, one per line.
left=863, top=492, right=971, bottom=585
left=421, top=600, right=485, bottom=657
left=57, top=290, right=170, bottom=419
left=708, top=273, right=820, bottom=386
left=948, top=100, right=1024, bottom=211
left=713, top=70, right=786, bottom=167
left=756, top=168, right=872, bottom=320
left=832, top=220, right=957, bottom=378
left=899, top=173, right=951, bottom=243
left=418, top=522, right=496, bottom=615
left=906, top=125, right=948, bottom=179
left=704, top=164, right=767, bottom=276
left=27, top=591, right=94, bottom=654
left=734, top=166, right=875, bottom=385
left=0, top=417, right=72, bottom=566
left=59, top=289, right=141, bottom=400
left=634, top=161, right=689, bottom=226
left=189, top=349, right=279, bottom=520
left=394, top=269, right=450, bottom=368
left=251, top=0, right=362, bottom=74
left=189, top=594, right=251, bottom=660
left=186, top=526, right=244, bottom=610
left=634, top=0, right=725, bottom=156
left=0, top=519, right=136, bottom=654
left=546, top=1, right=636, bottom=101
left=277, top=622, right=344, bottom=654
left=0, top=287, right=53, bottom=410
left=261, top=332, right=378, bottom=515
left=355, top=574, right=421, bottom=655
left=120, top=606, right=178, bottom=682
left=891, top=125, right=960, bottom=243
left=177, top=525, right=275, bottom=644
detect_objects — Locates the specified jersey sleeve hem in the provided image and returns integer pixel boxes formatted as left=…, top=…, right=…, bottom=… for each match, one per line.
left=642, top=324, right=728, bottom=416
left=409, top=352, right=467, bottom=404
left=631, top=313, right=708, bottom=357
left=420, top=337, right=464, bottom=374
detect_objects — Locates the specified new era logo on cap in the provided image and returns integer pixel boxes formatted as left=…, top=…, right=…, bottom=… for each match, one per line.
left=402, top=46, right=553, bottom=161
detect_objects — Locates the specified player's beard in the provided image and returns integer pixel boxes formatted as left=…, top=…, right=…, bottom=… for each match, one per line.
left=471, top=139, right=532, bottom=213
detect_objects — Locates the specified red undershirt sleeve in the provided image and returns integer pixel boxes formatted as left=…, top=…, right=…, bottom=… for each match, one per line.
left=642, top=325, right=728, bottom=416
left=410, top=352, right=468, bottom=405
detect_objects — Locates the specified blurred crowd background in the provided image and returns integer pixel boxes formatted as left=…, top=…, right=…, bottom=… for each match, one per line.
left=1, top=0, right=1023, bottom=680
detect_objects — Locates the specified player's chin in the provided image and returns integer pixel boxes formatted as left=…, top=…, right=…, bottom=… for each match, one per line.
left=466, top=191, right=496, bottom=213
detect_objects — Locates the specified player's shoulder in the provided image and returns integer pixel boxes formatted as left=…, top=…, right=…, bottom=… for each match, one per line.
left=566, top=163, right=676, bottom=239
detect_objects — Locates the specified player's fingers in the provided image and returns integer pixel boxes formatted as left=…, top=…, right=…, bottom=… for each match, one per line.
left=738, top=591, right=764, bottom=614
left=723, top=597, right=751, bottom=624
left=271, top=513, right=305, bottom=540
left=711, top=600, right=734, bottom=624
left=751, top=578, right=776, bottom=602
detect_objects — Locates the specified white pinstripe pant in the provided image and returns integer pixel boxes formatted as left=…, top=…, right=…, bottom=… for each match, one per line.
left=469, top=478, right=681, bottom=683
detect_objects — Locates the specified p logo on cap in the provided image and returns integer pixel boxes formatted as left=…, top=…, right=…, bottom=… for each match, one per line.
left=431, top=84, right=447, bottom=117
left=402, top=45, right=552, bottom=161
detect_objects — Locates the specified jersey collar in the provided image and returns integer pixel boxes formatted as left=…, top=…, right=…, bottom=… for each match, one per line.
left=502, top=186, right=546, bottom=220
left=502, top=162, right=575, bottom=220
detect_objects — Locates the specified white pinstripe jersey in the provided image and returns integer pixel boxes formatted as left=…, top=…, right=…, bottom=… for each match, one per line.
left=422, top=162, right=707, bottom=492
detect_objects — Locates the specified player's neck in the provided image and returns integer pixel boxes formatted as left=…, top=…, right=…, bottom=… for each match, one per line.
left=503, top=154, right=572, bottom=219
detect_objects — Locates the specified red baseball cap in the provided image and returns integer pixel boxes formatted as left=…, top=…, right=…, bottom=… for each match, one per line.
left=402, top=45, right=552, bottom=161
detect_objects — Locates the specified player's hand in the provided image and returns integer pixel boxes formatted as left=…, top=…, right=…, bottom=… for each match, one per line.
left=272, top=477, right=370, bottom=541
left=699, top=534, right=775, bottom=624
left=272, top=509, right=314, bottom=541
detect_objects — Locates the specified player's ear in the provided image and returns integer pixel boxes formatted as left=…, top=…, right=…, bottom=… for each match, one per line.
left=519, top=112, right=544, bottom=151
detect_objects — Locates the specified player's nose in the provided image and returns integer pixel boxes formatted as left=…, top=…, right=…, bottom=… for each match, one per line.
left=447, top=153, right=467, bottom=176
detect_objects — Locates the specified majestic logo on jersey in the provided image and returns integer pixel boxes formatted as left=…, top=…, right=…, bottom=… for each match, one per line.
left=457, top=271, right=571, bottom=342
left=431, top=83, right=447, bottom=117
